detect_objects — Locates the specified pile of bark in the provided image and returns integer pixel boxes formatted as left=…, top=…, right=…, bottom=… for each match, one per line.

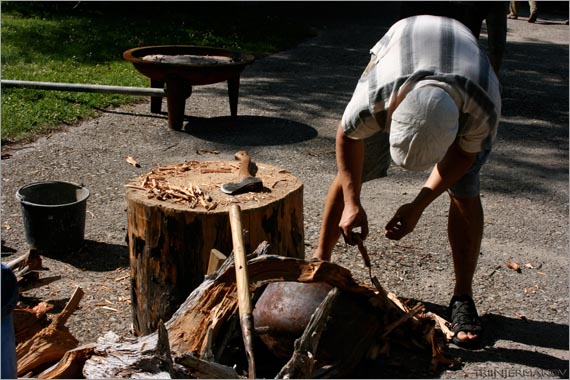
left=10, top=242, right=460, bottom=379
left=80, top=241, right=459, bottom=379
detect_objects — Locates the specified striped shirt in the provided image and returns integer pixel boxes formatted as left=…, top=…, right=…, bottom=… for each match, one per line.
left=342, top=15, right=501, bottom=153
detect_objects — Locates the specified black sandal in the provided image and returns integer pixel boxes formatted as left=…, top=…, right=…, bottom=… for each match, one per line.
left=448, top=295, right=483, bottom=348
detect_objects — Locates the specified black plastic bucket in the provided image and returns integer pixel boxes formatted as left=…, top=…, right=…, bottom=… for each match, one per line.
left=16, top=181, right=90, bottom=253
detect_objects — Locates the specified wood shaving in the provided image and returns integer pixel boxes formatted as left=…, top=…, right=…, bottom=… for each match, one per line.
left=200, top=167, right=233, bottom=174
left=99, top=306, right=119, bottom=312
left=196, top=149, right=221, bottom=155
left=126, top=161, right=218, bottom=210
left=270, top=179, right=289, bottom=189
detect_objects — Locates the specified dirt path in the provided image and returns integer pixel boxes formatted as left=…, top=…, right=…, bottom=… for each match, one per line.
left=1, top=3, right=568, bottom=378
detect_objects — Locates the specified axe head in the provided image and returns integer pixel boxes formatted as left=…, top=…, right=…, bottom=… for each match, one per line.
left=220, top=176, right=263, bottom=195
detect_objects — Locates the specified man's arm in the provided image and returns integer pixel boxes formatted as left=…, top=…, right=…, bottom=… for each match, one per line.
left=335, top=122, right=368, bottom=245
left=385, top=141, right=477, bottom=240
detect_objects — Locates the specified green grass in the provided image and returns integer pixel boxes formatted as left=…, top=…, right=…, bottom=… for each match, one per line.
left=1, top=2, right=317, bottom=145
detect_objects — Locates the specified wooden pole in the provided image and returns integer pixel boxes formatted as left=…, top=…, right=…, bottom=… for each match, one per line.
left=228, top=204, right=256, bottom=379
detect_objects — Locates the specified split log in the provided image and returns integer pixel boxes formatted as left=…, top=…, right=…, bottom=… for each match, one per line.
left=37, top=344, right=96, bottom=379
left=207, top=249, right=227, bottom=275
left=13, top=302, right=53, bottom=345
left=7, top=249, right=39, bottom=271
left=82, top=321, right=185, bottom=379
left=9, top=249, right=43, bottom=282
left=16, top=287, right=84, bottom=376
left=126, top=160, right=304, bottom=335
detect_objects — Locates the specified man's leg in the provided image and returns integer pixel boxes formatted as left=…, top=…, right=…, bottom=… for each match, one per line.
left=448, top=193, right=484, bottom=342
left=313, top=174, right=344, bottom=261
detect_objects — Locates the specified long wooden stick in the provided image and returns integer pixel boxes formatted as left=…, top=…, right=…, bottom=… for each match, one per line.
left=228, top=204, right=256, bottom=379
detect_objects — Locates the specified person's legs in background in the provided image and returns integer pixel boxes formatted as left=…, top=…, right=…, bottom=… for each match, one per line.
left=528, top=0, right=538, bottom=22
left=508, top=1, right=518, bottom=19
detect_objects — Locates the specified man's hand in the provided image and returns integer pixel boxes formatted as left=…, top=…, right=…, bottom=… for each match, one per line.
left=339, top=203, right=369, bottom=246
left=384, top=142, right=477, bottom=241
left=385, top=202, right=423, bottom=240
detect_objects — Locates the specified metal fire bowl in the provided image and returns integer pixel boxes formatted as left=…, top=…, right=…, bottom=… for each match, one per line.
left=122, top=45, right=255, bottom=85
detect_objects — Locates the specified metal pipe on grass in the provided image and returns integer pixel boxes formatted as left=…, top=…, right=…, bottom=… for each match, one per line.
left=1, top=79, right=165, bottom=97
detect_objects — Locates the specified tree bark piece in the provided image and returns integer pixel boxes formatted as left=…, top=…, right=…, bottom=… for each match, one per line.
left=126, top=160, right=304, bottom=335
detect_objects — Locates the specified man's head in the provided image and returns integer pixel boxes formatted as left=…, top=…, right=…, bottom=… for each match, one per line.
left=389, top=86, right=459, bottom=171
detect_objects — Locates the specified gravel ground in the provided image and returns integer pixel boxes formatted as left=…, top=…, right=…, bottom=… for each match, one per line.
left=1, top=3, right=568, bottom=378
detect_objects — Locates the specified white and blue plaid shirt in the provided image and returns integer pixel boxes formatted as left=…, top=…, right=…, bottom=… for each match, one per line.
left=342, top=15, right=501, bottom=154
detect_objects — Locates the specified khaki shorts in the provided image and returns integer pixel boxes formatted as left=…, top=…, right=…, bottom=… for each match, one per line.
left=361, top=129, right=490, bottom=198
left=362, top=131, right=391, bottom=182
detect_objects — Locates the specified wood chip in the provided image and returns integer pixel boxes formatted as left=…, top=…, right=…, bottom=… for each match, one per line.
left=126, top=156, right=141, bottom=168
left=99, top=306, right=119, bottom=312
left=506, top=259, right=521, bottom=273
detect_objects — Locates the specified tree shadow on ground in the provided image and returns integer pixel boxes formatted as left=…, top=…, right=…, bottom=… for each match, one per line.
left=183, top=115, right=318, bottom=146
left=39, top=239, right=129, bottom=271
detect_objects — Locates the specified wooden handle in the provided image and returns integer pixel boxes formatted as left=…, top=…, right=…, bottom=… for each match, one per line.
left=354, top=234, right=371, bottom=268
left=229, top=204, right=252, bottom=314
left=228, top=204, right=256, bottom=378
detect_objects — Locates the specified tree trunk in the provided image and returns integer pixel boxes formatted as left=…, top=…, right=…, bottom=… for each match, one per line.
left=126, top=160, right=304, bottom=335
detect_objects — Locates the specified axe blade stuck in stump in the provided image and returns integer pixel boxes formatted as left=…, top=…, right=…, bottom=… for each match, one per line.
left=220, top=151, right=263, bottom=195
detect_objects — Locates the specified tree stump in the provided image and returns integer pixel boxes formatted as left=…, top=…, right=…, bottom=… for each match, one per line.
left=126, top=160, right=304, bottom=336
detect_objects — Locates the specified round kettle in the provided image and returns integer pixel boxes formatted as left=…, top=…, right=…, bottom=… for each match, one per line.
left=252, top=281, right=333, bottom=360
